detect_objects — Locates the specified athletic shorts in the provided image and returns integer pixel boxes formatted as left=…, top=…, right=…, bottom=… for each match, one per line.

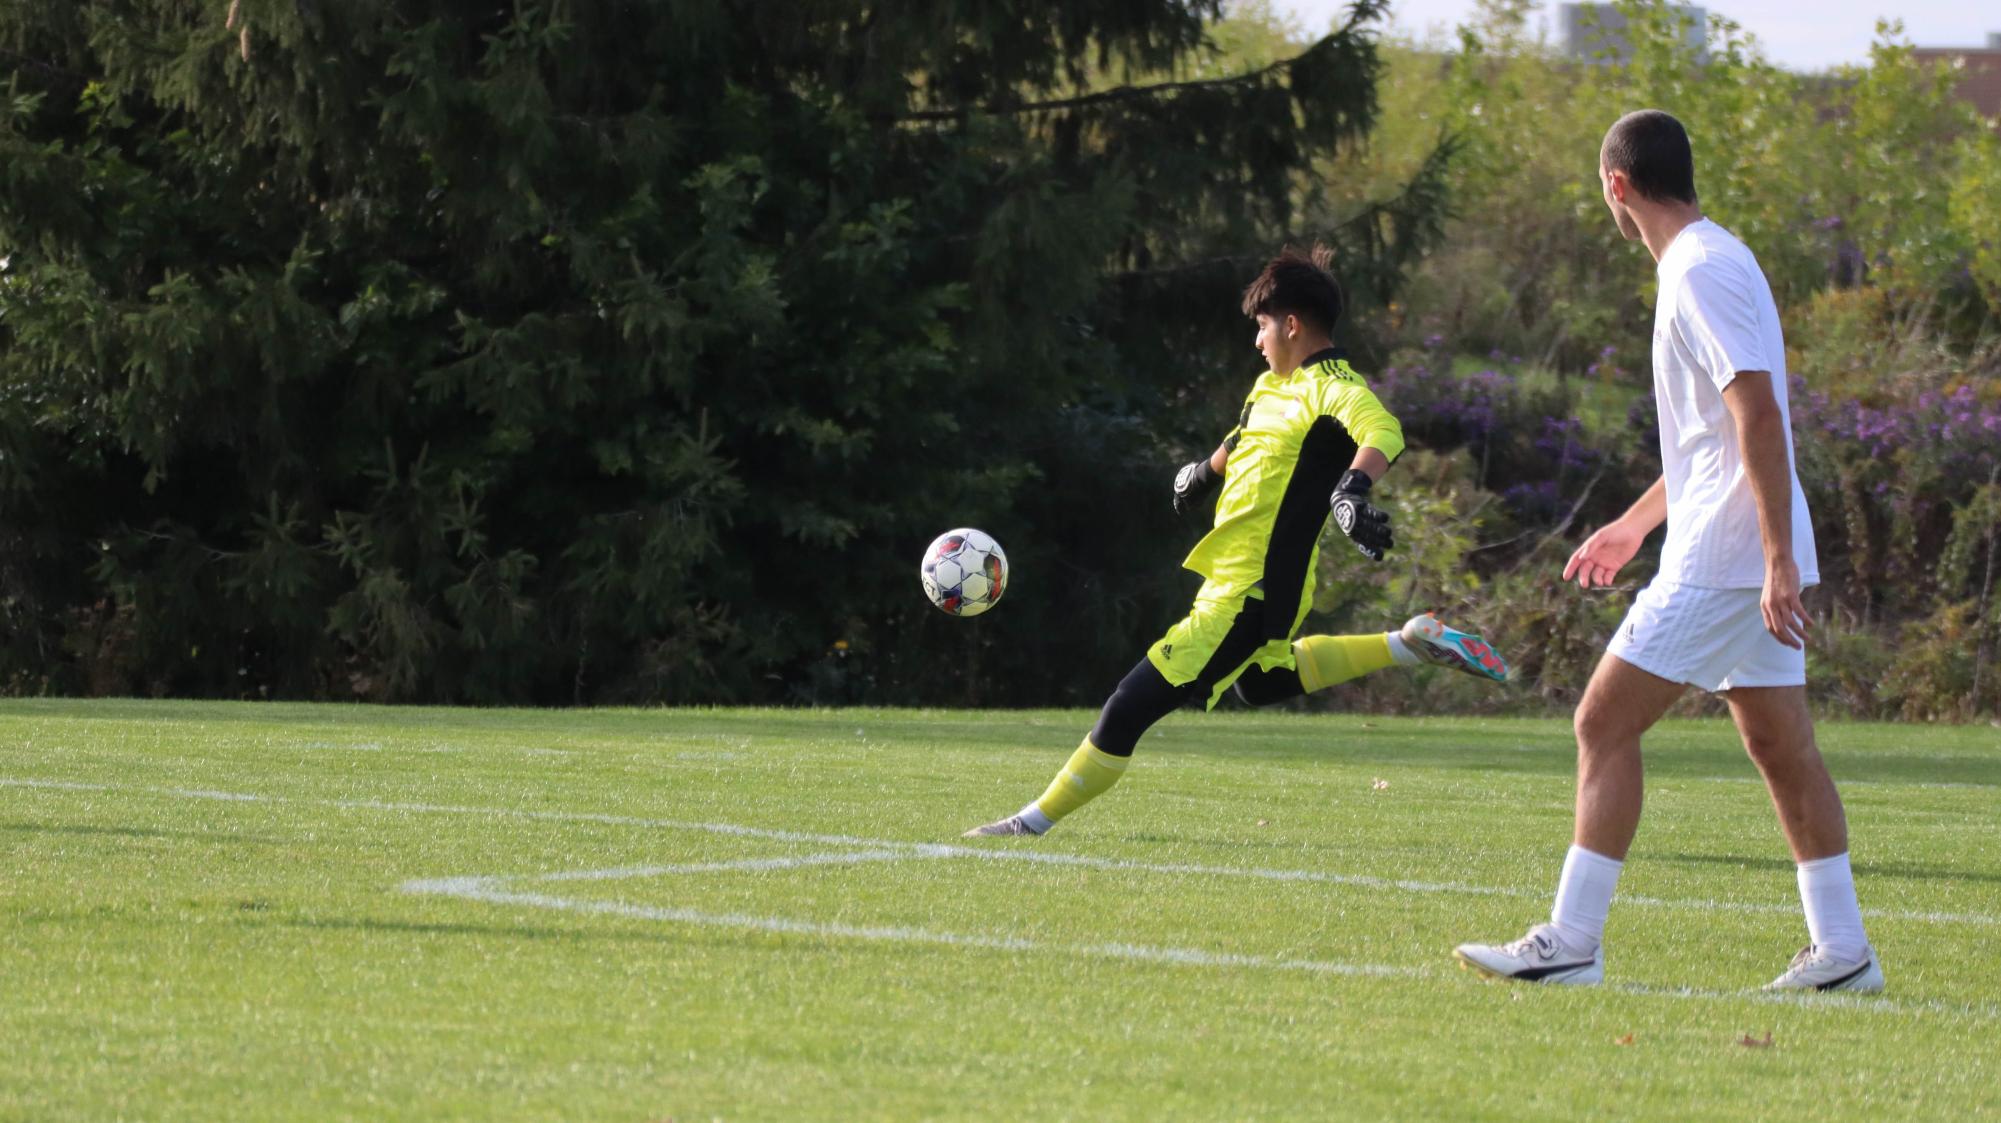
left=1146, top=587, right=1313, bottom=710
left=1606, top=579, right=1809, bottom=692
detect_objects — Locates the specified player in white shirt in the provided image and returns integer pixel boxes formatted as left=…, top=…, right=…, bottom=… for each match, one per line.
left=1453, top=110, right=1883, bottom=992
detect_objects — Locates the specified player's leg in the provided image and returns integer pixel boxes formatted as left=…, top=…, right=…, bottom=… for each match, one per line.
left=1569, top=653, right=1687, bottom=860
left=1230, top=632, right=1398, bottom=706
left=1726, top=686, right=1847, bottom=859
left=960, top=657, right=1178, bottom=837
left=1723, top=683, right=1883, bottom=992
left=962, top=597, right=1264, bottom=837
left=1453, top=652, right=1684, bottom=984
left=1234, top=613, right=1515, bottom=707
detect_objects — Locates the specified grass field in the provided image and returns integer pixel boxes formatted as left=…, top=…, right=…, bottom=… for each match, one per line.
left=4, top=699, right=1998, bottom=1120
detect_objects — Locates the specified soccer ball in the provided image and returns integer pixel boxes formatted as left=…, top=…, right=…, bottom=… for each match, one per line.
left=920, top=528, right=1009, bottom=617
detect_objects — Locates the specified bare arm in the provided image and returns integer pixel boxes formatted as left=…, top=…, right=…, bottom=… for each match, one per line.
left=1562, top=476, right=1666, bottom=589
left=1618, top=476, right=1668, bottom=535
left=1347, top=446, right=1390, bottom=483
left=1722, top=371, right=1810, bottom=648
left=1207, top=441, right=1228, bottom=473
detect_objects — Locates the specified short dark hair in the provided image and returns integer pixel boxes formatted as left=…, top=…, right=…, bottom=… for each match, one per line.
left=1601, top=109, right=1697, bottom=205
left=1241, top=244, right=1345, bottom=335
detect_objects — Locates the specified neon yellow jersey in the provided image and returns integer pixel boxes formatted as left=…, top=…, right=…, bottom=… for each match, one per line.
left=1182, top=349, right=1404, bottom=633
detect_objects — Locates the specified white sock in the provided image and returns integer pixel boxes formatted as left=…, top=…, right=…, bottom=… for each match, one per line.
left=1385, top=632, right=1419, bottom=666
left=1797, top=852, right=1869, bottom=960
left=1016, top=803, right=1054, bottom=834
left=1549, top=845, right=1623, bottom=951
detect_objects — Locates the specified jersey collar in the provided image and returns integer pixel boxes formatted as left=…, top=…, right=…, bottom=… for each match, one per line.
left=1297, top=346, right=1346, bottom=371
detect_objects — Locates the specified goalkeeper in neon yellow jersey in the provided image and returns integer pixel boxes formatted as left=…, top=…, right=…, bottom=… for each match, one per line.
left=965, top=247, right=1513, bottom=838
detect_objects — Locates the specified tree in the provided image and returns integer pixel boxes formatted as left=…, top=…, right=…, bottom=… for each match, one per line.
left=0, top=0, right=1449, bottom=703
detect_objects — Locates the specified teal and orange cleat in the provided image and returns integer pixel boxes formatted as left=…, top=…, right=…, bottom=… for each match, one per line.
left=1401, top=613, right=1512, bottom=682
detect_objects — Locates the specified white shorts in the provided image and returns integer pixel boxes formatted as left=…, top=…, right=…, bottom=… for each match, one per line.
left=1606, top=579, right=1808, bottom=692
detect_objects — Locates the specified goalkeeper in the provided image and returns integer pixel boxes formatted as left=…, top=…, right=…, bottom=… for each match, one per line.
left=965, top=247, right=1511, bottom=838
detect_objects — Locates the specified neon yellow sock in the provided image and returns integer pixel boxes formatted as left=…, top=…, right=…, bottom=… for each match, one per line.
left=1293, top=632, right=1395, bottom=693
left=1032, top=739, right=1130, bottom=823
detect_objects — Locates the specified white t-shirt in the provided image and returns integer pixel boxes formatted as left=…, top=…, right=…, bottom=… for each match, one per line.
left=1650, top=219, right=1818, bottom=588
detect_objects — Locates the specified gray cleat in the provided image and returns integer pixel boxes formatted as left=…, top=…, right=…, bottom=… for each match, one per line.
left=962, top=814, right=1043, bottom=838
left=1765, top=944, right=1885, bottom=993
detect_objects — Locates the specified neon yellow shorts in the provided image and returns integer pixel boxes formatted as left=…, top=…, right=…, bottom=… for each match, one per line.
left=1144, top=588, right=1312, bottom=710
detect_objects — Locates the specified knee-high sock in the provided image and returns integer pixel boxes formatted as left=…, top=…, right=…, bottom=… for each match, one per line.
left=1293, top=633, right=1397, bottom=693
left=1030, top=738, right=1129, bottom=824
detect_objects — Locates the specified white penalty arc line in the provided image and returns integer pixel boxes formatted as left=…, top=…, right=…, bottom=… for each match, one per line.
left=6, top=776, right=2000, bottom=928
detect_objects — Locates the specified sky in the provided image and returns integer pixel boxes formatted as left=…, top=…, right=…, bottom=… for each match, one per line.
left=1278, top=0, right=1999, bottom=72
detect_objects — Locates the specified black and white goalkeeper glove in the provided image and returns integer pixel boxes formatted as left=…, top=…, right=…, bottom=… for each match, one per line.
left=1329, top=469, right=1393, bottom=560
left=1172, top=459, right=1221, bottom=517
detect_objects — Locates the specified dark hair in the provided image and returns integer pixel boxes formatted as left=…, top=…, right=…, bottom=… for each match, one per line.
left=1601, top=109, right=1697, bottom=205
left=1241, top=244, right=1345, bottom=335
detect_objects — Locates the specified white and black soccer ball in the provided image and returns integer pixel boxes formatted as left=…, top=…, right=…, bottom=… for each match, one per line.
left=920, top=528, right=1009, bottom=617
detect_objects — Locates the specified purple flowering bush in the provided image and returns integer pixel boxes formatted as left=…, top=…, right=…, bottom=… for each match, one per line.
left=1375, top=354, right=1643, bottom=534
left=1299, top=345, right=2001, bottom=719
left=1790, top=372, right=2001, bottom=718
left=1793, top=377, right=2001, bottom=602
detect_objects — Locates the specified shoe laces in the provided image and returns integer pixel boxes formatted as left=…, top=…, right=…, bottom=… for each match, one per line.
left=1782, top=943, right=1819, bottom=972
left=1503, top=928, right=1560, bottom=959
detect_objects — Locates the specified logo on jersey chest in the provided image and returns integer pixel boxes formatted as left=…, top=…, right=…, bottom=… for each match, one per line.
left=1257, top=397, right=1305, bottom=424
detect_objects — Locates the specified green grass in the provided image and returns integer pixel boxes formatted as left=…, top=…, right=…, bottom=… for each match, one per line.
left=3, top=700, right=1997, bottom=1121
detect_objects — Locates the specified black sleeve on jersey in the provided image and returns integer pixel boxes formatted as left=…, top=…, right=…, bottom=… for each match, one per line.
left=1222, top=400, right=1254, bottom=453
left=1256, top=415, right=1360, bottom=640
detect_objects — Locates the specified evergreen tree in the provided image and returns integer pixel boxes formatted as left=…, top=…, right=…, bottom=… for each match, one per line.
left=0, top=0, right=1448, bottom=703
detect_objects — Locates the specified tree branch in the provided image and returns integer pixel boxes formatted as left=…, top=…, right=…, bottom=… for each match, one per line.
left=882, top=0, right=1390, bottom=125
left=888, top=41, right=1313, bottom=123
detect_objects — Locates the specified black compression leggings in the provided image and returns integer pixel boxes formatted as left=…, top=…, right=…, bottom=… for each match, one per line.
left=1088, top=599, right=1308, bottom=757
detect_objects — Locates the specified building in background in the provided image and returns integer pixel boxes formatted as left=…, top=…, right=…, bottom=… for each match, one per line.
left=1560, top=3, right=1707, bottom=63
left=1913, top=33, right=2001, bottom=120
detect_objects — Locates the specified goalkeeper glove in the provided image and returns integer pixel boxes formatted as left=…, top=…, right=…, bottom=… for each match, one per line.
left=1172, top=458, right=1221, bottom=517
left=1330, top=469, right=1392, bottom=560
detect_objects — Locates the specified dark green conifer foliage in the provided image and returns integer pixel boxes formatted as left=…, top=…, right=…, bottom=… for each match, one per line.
left=0, top=0, right=1446, bottom=703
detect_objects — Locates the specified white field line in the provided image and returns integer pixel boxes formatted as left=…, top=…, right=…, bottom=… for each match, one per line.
left=532, top=850, right=909, bottom=881
left=400, top=868, right=1419, bottom=979
left=5, top=776, right=1999, bottom=927
left=407, top=855, right=1997, bottom=1020
left=1606, top=979, right=2001, bottom=1021
left=10, top=776, right=1999, bottom=1018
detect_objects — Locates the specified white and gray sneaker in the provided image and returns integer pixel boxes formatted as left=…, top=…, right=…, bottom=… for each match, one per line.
left=1764, top=944, right=1885, bottom=993
left=1454, top=923, right=1604, bottom=985
left=961, top=814, right=1043, bottom=838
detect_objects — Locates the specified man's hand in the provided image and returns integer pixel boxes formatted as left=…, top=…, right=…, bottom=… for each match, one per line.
left=1329, top=469, right=1392, bottom=560
left=1561, top=520, right=1646, bottom=588
left=1761, top=555, right=1810, bottom=650
left=1172, top=459, right=1221, bottom=517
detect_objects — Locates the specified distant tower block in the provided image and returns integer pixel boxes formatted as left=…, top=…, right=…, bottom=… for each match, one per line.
left=1559, top=3, right=1708, bottom=64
